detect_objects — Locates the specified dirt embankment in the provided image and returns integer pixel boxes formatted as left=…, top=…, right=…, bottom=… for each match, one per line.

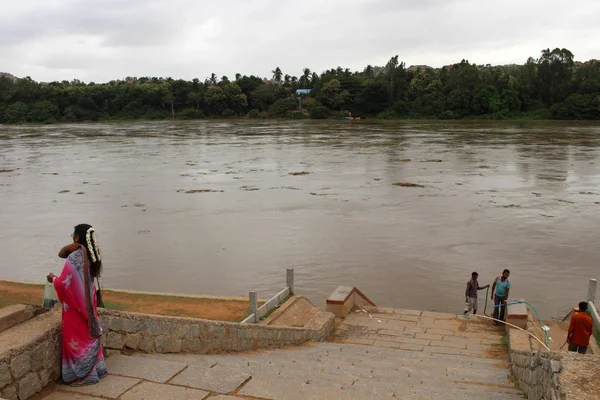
left=0, top=280, right=252, bottom=322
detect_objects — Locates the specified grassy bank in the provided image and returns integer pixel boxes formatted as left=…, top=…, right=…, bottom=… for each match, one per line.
left=0, top=280, right=254, bottom=322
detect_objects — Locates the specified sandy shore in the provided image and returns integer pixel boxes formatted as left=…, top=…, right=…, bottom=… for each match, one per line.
left=0, top=280, right=255, bottom=322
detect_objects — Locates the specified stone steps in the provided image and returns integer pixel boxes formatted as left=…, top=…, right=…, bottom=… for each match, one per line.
left=132, top=340, right=524, bottom=399
left=44, top=307, right=525, bottom=400
left=328, top=307, right=524, bottom=399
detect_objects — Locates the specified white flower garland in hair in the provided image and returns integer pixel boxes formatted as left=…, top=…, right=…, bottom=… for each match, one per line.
left=91, top=230, right=101, bottom=261
left=86, top=228, right=97, bottom=262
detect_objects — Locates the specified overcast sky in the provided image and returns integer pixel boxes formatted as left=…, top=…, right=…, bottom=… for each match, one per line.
left=2, top=0, right=599, bottom=83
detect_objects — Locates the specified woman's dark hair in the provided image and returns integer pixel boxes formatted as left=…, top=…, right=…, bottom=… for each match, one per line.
left=73, top=223, right=102, bottom=278
left=579, top=302, right=588, bottom=312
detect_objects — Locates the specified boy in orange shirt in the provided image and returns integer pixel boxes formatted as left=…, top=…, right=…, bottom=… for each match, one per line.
left=567, top=302, right=593, bottom=354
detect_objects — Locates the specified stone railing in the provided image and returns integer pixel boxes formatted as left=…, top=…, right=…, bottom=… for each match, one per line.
left=0, top=309, right=61, bottom=400
left=587, top=279, right=599, bottom=346
left=242, top=269, right=295, bottom=324
left=99, top=307, right=334, bottom=354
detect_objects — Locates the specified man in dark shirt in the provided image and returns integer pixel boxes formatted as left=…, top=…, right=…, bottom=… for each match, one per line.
left=464, top=272, right=490, bottom=315
left=567, top=302, right=593, bottom=354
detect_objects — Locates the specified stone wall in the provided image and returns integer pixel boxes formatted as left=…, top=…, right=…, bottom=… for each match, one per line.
left=509, top=347, right=563, bottom=400
left=508, top=328, right=600, bottom=400
left=0, top=310, right=61, bottom=400
left=99, top=308, right=334, bottom=354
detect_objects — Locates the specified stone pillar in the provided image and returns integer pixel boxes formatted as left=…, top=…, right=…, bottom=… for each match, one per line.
left=249, top=292, right=258, bottom=323
left=287, top=268, right=295, bottom=294
left=588, top=279, right=597, bottom=303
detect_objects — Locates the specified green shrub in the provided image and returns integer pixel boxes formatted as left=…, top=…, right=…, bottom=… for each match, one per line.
left=376, top=110, right=397, bottom=119
left=269, top=98, right=297, bottom=117
left=439, top=110, right=455, bottom=120
left=248, top=109, right=262, bottom=119
left=309, top=104, right=329, bottom=119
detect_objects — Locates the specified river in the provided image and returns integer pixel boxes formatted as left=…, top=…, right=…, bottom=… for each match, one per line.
left=1, top=120, right=599, bottom=318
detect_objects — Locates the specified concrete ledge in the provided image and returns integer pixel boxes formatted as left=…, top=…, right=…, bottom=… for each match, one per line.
left=0, top=305, right=38, bottom=334
left=508, top=328, right=530, bottom=352
left=506, top=301, right=528, bottom=330
left=326, top=286, right=376, bottom=318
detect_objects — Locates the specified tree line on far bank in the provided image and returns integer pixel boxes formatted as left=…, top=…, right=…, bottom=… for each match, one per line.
left=1, top=48, right=599, bottom=124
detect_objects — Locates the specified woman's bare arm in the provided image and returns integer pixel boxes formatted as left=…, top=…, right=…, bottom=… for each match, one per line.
left=58, top=243, right=80, bottom=258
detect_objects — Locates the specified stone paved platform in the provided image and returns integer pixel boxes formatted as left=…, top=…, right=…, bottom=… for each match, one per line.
left=41, top=307, right=524, bottom=400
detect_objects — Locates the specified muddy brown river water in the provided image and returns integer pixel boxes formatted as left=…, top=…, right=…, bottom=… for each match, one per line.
left=1, top=120, right=599, bottom=318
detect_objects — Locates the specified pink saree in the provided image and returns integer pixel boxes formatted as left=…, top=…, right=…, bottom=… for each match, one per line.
left=53, top=247, right=107, bottom=384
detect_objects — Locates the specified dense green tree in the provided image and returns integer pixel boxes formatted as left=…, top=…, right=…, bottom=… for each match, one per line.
left=538, top=48, right=574, bottom=104
left=252, top=84, right=277, bottom=111
left=28, top=100, right=59, bottom=122
left=320, top=79, right=351, bottom=110
left=4, top=101, right=28, bottom=123
left=0, top=47, right=599, bottom=123
left=269, top=97, right=297, bottom=117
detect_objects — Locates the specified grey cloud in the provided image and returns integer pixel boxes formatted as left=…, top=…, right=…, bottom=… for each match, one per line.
left=1, top=0, right=190, bottom=47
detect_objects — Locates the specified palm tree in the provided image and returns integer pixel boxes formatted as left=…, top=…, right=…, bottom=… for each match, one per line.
left=302, top=68, right=311, bottom=88
left=235, top=73, right=241, bottom=81
left=284, top=74, right=291, bottom=86
left=209, top=73, right=217, bottom=85
left=272, top=67, right=283, bottom=84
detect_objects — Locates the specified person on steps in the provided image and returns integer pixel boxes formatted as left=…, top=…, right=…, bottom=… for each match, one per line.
left=47, top=224, right=108, bottom=387
left=567, top=302, right=593, bottom=354
left=491, top=269, right=511, bottom=325
left=464, top=272, right=489, bottom=315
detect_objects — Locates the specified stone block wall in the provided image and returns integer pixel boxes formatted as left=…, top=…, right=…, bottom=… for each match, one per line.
left=99, top=308, right=334, bottom=354
left=0, top=310, right=61, bottom=400
left=509, top=348, right=563, bottom=400
left=508, top=327, right=600, bottom=399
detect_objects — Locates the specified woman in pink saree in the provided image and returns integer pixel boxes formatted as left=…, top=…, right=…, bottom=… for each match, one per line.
left=47, top=223, right=107, bottom=386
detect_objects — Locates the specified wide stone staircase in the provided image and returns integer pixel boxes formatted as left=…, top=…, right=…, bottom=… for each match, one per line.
left=44, top=307, right=525, bottom=400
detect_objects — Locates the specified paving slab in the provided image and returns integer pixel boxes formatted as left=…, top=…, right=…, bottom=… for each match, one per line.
left=42, top=393, right=99, bottom=400
left=239, top=375, right=337, bottom=400
left=106, top=354, right=187, bottom=383
left=120, top=381, right=209, bottom=400
left=59, top=375, right=141, bottom=398
left=429, top=340, right=466, bottom=349
left=421, top=311, right=457, bottom=319
left=170, top=364, right=251, bottom=394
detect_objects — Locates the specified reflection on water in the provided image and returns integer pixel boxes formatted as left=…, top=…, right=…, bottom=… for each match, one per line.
left=1, top=120, right=600, bottom=318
